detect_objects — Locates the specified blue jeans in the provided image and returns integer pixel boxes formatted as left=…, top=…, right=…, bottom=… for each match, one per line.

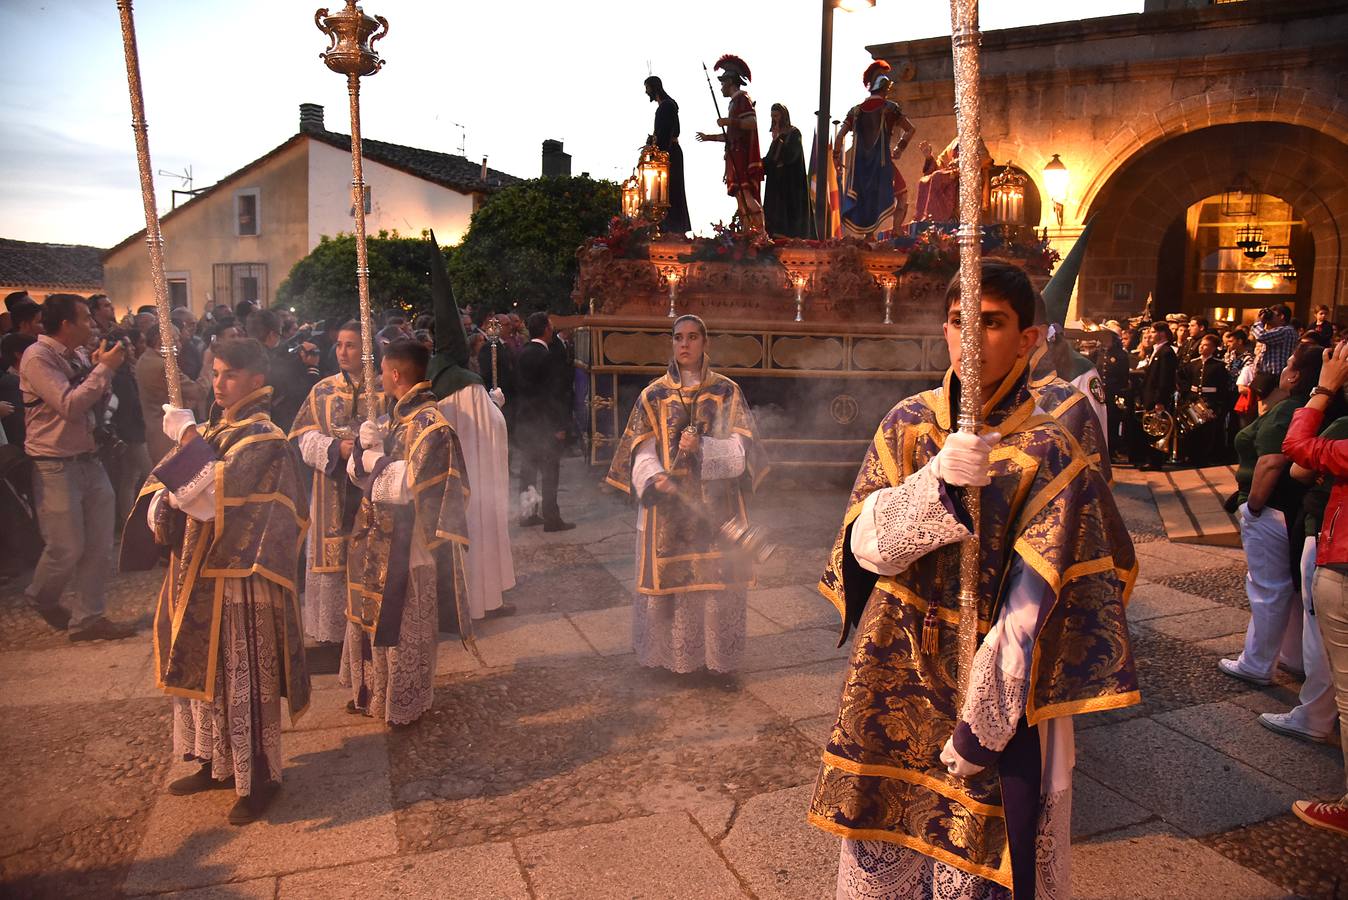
left=26, top=457, right=114, bottom=629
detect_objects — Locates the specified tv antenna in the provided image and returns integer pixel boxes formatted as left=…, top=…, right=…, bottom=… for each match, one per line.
left=159, top=164, right=201, bottom=209
left=451, top=122, right=466, bottom=157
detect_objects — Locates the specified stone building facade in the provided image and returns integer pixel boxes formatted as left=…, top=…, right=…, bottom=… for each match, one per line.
left=871, top=0, right=1348, bottom=322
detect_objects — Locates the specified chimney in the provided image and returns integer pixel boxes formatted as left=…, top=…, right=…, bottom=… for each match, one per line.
left=299, top=103, right=325, bottom=133
left=542, top=139, right=571, bottom=177
left=480, top=156, right=488, bottom=181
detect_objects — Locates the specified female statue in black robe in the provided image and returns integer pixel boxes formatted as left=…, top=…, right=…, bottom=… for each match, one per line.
left=763, top=104, right=812, bottom=238
left=644, top=76, right=692, bottom=235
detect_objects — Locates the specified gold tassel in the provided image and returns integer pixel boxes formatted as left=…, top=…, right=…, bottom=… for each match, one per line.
left=921, top=606, right=940, bottom=656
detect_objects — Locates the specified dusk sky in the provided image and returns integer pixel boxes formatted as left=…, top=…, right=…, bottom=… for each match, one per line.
left=0, top=0, right=1139, bottom=250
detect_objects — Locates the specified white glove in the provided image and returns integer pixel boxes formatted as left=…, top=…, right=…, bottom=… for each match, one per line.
left=930, top=430, right=1000, bottom=487
left=940, top=735, right=983, bottom=778
left=346, top=448, right=385, bottom=481
left=358, top=418, right=386, bottom=450
left=489, top=387, right=505, bottom=409
left=161, top=405, right=197, bottom=444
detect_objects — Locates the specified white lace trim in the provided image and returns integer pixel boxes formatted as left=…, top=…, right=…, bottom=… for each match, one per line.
left=371, top=459, right=411, bottom=505
left=960, top=635, right=1029, bottom=754
left=297, top=430, right=335, bottom=471
left=873, top=465, right=971, bottom=569
left=172, top=460, right=216, bottom=507
left=1036, top=786, right=1072, bottom=900
left=699, top=435, right=745, bottom=481
left=837, top=840, right=1007, bottom=900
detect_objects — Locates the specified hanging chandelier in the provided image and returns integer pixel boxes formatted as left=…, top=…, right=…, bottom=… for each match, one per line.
left=1235, top=223, right=1264, bottom=251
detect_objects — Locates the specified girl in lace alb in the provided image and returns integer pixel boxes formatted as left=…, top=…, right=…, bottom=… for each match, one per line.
left=604, top=316, right=768, bottom=672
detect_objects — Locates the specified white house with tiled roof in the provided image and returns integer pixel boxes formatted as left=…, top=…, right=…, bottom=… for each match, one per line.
left=103, top=103, right=521, bottom=316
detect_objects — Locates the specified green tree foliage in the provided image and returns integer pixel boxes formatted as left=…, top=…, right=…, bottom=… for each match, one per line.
left=448, top=176, right=619, bottom=314
left=276, top=176, right=618, bottom=322
left=276, top=230, right=438, bottom=323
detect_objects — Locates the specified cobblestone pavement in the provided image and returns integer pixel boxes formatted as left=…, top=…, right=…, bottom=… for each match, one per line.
left=1, top=459, right=1345, bottom=898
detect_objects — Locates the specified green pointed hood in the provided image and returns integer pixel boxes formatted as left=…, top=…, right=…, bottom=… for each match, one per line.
left=1035, top=216, right=1098, bottom=383
left=1041, top=215, right=1096, bottom=329
left=426, top=230, right=483, bottom=399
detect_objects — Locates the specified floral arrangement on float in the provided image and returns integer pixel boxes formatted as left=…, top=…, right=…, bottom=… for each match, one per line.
left=677, top=222, right=777, bottom=265
left=591, top=215, right=659, bottom=260
left=890, top=226, right=1061, bottom=277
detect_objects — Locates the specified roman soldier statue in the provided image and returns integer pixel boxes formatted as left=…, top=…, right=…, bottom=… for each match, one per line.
left=695, top=54, right=765, bottom=233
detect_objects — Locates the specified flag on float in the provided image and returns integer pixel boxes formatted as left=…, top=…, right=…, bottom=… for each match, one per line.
left=808, top=128, right=842, bottom=239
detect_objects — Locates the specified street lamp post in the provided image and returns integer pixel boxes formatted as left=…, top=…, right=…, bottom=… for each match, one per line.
left=815, top=0, right=875, bottom=241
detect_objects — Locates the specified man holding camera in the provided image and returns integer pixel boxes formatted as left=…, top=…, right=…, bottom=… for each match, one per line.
left=18, top=294, right=136, bottom=641
left=1253, top=304, right=1298, bottom=376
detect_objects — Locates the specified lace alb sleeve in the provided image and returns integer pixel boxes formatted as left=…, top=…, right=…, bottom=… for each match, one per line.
left=850, top=463, right=971, bottom=576
left=370, top=459, right=412, bottom=505
left=958, top=557, right=1051, bottom=754
left=699, top=435, right=745, bottom=481
left=297, top=430, right=335, bottom=471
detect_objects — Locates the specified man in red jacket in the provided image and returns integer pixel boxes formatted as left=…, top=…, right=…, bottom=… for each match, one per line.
left=1281, top=339, right=1348, bottom=838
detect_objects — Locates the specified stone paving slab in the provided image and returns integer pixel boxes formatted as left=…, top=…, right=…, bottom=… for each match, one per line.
left=1155, top=699, right=1344, bottom=798
left=1124, top=582, right=1221, bottom=622
left=0, top=697, right=172, bottom=899
left=720, top=783, right=837, bottom=900
left=1074, top=824, right=1286, bottom=899
left=514, top=813, right=746, bottom=899
left=389, top=657, right=818, bottom=852
left=1138, top=606, right=1251, bottom=642
left=565, top=605, right=633, bottom=657
left=749, top=584, right=838, bottom=632
left=123, top=725, right=396, bottom=895
left=1076, top=717, right=1298, bottom=836
left=792, top=714, right=835, bottom=749
left=738, top=627, right=847, bottom=674
left=278, top=842, right=529, bottom=898
left=1194, top=633, right=1248, bottom=657
left=1071, top=771, right=1154, bottom=839
left=0, top=636, right=156, bottom=707
left=1132, top=541, right=1246, bottom=578
left=742, top=658, right=849, bottom=722
left=468, top=612, right=597, bottom=669
left=156, top=878, right=278, bottom=899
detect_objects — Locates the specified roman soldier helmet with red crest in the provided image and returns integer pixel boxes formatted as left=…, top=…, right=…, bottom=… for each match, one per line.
left=863, top=60, right=892, bottom=93
left=714, top=54, right=752, bottom=86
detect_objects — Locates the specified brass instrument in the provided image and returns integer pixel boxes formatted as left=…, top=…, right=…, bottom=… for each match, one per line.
left=1181, top=398, right=1216, bottom=430
left=1142, top=407, right=1176, bottom=453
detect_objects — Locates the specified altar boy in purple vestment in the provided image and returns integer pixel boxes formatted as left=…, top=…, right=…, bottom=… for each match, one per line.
left=122, top=337, right=310, bottom=826
left=810, top=262, right=1138, bottom=899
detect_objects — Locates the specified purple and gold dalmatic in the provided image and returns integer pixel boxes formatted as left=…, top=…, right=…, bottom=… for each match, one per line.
left=121, top=386, right=311, bottom=720
left=808, top=359, right=1139, bottom=886
left=288, top=372, right=380, bottom=573
left=605, top=360, right=768, bottom=595
left=345, top=382, right=469, bottom=646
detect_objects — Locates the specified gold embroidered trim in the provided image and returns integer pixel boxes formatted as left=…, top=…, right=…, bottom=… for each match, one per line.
left=819, top=751, right=1005, bottom=818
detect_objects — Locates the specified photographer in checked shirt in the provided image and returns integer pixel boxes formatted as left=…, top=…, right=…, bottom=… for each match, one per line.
left=18, top=295, right=137, bottom=641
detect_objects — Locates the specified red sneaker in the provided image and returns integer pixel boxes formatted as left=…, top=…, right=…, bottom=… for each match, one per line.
left=1292, top=800, right=1348, bottom=837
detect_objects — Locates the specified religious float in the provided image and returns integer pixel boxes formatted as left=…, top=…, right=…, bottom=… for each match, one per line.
left=569, top=53, right=1058, bottom=475
left=568, top=216, right=1059, bottom=474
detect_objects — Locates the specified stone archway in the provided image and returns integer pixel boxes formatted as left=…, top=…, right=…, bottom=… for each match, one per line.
left=1079, top=122, right=1348, bottom=319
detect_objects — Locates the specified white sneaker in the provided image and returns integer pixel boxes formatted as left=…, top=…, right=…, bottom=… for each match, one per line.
left=1258, top=711, right=1329, bottom=743
left=1217, top=657, right=1272, bottom=686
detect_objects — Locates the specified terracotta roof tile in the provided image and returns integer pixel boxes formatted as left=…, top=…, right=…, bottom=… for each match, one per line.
left=0, top=238, right=105, bottom=290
